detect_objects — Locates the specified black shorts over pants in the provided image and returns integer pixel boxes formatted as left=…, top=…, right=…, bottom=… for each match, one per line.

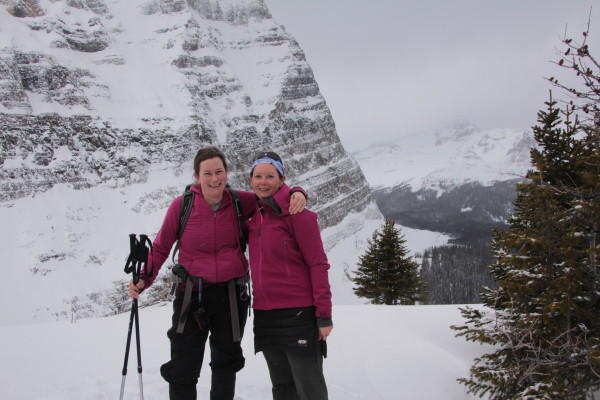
left=254, top=307, right=329, bottom=400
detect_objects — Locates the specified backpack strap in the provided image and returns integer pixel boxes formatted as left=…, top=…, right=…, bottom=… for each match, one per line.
left=172, top=184, right=195, bottom=264
left=227, top=186, right=247, bottom=253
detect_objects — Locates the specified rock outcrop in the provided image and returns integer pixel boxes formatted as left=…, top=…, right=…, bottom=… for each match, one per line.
left=0, top=0, right=373, bottom=229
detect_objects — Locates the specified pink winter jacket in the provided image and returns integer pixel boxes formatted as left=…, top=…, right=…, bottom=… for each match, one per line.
left=141, top=185, right=255, bottom=287
left=247, top=184, right=332, bottom=318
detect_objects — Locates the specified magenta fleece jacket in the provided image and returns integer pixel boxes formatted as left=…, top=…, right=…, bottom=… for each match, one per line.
left=141, top=185, right=256, bottom=287
left=247, top=184, right=332, bottom=319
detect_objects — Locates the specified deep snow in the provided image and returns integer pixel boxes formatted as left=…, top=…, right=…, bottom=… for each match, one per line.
left=0, top=302, right=491, bottom=400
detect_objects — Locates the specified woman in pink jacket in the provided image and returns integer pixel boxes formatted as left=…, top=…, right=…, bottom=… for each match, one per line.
left=128, top=147, right=306, bottom=400
left=247, top=152, right=333, bottom=400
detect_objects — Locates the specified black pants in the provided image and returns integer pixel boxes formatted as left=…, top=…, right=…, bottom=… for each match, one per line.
left=160, top=285, right=248, bottom=400
left=262, top=346, right=328, bottom=400
left=254, top=307, right=328, bottom=400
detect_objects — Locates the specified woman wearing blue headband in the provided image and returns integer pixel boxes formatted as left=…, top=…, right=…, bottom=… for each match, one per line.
left=251, top=153, right=286, bottom=177
left=248, top=151, right=333, bottom=400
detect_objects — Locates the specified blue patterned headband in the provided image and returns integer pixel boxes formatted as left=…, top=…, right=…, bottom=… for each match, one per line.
left=251, top=156, right=285, bottom=177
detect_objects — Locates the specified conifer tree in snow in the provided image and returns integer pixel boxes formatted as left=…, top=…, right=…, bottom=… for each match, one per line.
left=452, top=27, right=600, bottom=399
left=352, top=218, right=427, bottom=305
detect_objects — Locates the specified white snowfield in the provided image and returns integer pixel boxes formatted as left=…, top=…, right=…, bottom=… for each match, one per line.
left=0, top=303, right=490, bottom=400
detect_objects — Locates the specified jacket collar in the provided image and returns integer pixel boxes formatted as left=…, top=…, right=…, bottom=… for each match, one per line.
left=259, top=183, right=291, bottom=216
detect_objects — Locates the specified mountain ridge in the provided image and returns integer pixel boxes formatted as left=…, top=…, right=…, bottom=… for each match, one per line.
left=0, top=0, right=378, bottom=325
left=0, top=0, right=540, bottom=322
left=352, top=120, right=535, bottom=193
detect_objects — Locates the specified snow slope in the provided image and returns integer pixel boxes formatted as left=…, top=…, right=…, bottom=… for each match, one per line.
left=0, top=303, right=491, bottom=400
left=0, top=179, right=448, bottom=326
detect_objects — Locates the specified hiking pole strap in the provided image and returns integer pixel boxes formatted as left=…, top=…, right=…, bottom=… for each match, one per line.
left=228, top=279, right=241, bottom=342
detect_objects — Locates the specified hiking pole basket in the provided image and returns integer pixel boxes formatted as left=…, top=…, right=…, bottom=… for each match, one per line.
left=119, top=233, right=151, bottom=400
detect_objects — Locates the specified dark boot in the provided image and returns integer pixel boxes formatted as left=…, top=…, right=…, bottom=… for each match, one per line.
left=210, top=372, right=236, bottom=400
left=169, top=382, right=197, bottom=400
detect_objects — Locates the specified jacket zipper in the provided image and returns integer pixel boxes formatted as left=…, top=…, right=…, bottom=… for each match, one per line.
left=284, top=240, right=291, bottom=279
left=213, top=210, right=218, bottom=282
left=257, top=210, right=270, bottom=309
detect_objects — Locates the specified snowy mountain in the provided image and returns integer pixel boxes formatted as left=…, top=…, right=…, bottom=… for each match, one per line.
left=0, top=0, right=381, bottom=325
left=353, top=120, right=535, bottom=192
left=353, top=120, right=535, bottom=242
left=350, top=121, right=537, bottom=304
left=0, top=0, right=535, bottom=324
left=0, top=0, right=371, bottom=228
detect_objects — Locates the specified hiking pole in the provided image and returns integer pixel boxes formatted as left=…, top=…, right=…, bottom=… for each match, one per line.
left=119, top=234, right=151, bottom=400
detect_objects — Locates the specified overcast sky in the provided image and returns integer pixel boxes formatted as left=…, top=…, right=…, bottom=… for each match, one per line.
left=263, top=0, right=598, bottom=148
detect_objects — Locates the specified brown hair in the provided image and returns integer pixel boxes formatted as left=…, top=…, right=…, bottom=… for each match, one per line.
left=193, top=147, right=228, bottom=175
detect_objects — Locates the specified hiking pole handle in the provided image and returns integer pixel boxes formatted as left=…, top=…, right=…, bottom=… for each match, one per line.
left=140, top=234, right=153, bottom=277
left=125, top=234, right=138, bottom=275
left=136, top=234, right=149, bottom=278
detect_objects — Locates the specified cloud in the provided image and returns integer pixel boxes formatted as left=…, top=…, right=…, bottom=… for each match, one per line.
left=264, top=0, right=598, bottom=147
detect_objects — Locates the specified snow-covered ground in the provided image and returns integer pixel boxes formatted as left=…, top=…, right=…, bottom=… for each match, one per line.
left=0, top=302, right=491, bottom=400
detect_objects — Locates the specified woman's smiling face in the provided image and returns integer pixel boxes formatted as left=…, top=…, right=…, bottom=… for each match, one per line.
left=250, top=163, right=285, bottom=199
left=196, top=156, right=227, bottom=204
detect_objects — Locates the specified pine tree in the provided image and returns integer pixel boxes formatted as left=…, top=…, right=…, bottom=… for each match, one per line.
left=352, top=218, right=427, bottom=305
left=452, top=27, right=600, bottom=399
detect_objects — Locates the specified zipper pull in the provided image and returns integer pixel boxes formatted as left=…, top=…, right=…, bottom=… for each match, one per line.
left=257, top=207, right=263, bottom=236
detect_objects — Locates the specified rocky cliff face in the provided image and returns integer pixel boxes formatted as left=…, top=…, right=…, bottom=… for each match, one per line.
left=0, top=0, right=376, bottom=324
left=0, top=0, right=372, bottom=229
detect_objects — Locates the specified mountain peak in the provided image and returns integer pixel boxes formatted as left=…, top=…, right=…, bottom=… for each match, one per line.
left=354, top=122, right=534, bottom=191
left=434, top=120, right=479, bottom=146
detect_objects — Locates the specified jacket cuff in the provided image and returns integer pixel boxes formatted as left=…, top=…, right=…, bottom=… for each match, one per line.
left=317, top=317, right=333, bottom=327
left=290, top=186, right=308, bottom=201
left=139, top=276, right=150, bottom=292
